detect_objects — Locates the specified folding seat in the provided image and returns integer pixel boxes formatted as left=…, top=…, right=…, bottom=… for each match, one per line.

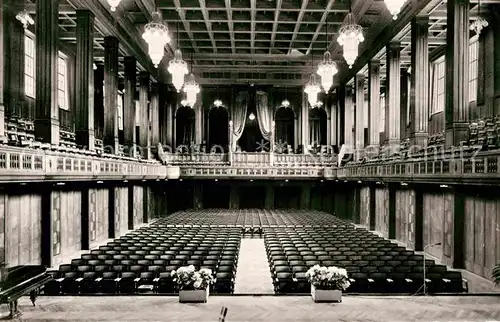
left=345, top=266, right=360, bottom=274
left=71, top=259, right=86, bottom=268
left=100, top=246, right=112, bottom=251
left=274, top=272, right=294, bottom=293
left=107, top=250, right=119, bottom=256
left=293, top=272, right=309, bottom=293
left=425, top=273, right=446, bottom=293
left=321, top=260, right=335, bottom=267
left=113, top=254, right=128, bottom=261
left=272, top=260, right=288, bottom=269
left=406, top=273, right=424, bottom=293
left=153, top=259, right=167, bottom=266
left=217, top=265, right=235, bottom=274
left=371, top=260, right=385, bottom=267
left=170, top=260, right=184, bottom=267
left=379, top=255, right=393, bottom=261
left=59, top=264, right=72, bottom=273
left=164, top=265, right=178, bottom=273
left=221, top=254, right=236, bottom=261
left=179, top=250, right=192, bottom=256
left=379, top=266, right=394, bottom=274
left=285, top=250, right=299, bottom=256
left=61, top=271, right=80, bottom=294
left=121, top=250, right=133, bottom=255
left=302, top=255, right=316, bottom=262
left=206, top=255, right=219, bottom=261
left=160, top=254, right=174, bottom=261
left=316, top=255, right=331, bottom=262
left=81, top=254, right=96, bottom=260
left=79, top=271, right=99, bottom=294
left=348, top=272, right=369, bottom=293
left=112, top=265, right=127, bottom=273
left=403, top=260, right=417, bottom=267
left=136, top=250, right=148, bottom=256
left=186, top=259, right=201, bottom=267
left=164, top=250, right=177, bottom=256
left=441, top=271, right=466, bottom=293
left=121, top=259, right=135, bottom=267
left=395, top=266, right=411, bottom=274
left=429, top=265, right=447, bottom=274
left=137, top=259, right=152, bottom=267
left=97, top=254, right=111, bottom=261
left=289, top=260, right=305, bottom=267
left=213, top=272, right=234, bottom=294
left=118, top=272, right=138, bottom=294
left=104, top=259, right=118, bottom=266
left=361, top=266, right=377, bottom=274
left=219, top=260, right=235, bottom=268
left=203, top=260, right=218, bottom=267
left=367, top=272, right=389, bottom=293
left=145, top=254, right=159, bottom=261
left=386, top=272, right=408, bottom=293
left=291, top=266, right=307, bottom=274
left=43, top=271, right=62, bottom=295
left=190, top=255, right=204, bottom=261
left=128, top=255, right=144, bottom=262
left=386, top=260, right=402, bottom=267
left=273, top=266, right=291, bottom=276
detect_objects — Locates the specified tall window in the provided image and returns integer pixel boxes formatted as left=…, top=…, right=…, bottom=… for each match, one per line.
left=24, top=35, right=35, bottom=98
left=430, top=57, right=445, bottom=114
left=380, top=94, right=386, bottom=133
left=469, top=37, right=479, bottom=102
left=57, top=55, right=69, bottom=110
left=117, top=92, right=124, bottom=130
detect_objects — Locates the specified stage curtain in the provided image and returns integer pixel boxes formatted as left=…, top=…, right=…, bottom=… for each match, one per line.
left=231, top=91, right=248, bottom=151
left=256, top=90, right=272, bottom=141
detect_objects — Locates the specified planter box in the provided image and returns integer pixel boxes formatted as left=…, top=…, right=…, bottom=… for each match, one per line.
left=179, top=287, right=209, bottom=303
left=311, top=285, right=342, bottom=303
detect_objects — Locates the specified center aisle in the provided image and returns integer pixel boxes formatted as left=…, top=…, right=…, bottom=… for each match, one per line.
left=233, top=238, right=275, bottom=294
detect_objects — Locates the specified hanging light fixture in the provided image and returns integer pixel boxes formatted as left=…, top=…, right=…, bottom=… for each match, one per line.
left=281, top=86, right=290, bottom=108
left=337, top=0, right=364, bottom=69
left=470, top=0, right=488, bottom=35
left=107, top=0, right=121, bottom=12
left=313, top=101, right=324, bottom=108
left=183, top=74, right=200, bottom=106
left=142, top=11, right=171, bottom=68
left=384, top=0, right=407, bottom=20
left=168, top=15, right=188, bottom=92
left=317, top=18, right=338, bottom=92
left=304, top=54, right=321, bottom=107
left=213, top=99, right=223, bottom=107
left=249, top=113, right=256, bottom=121
left=15, top=10, right=34, bottom=29
left=181, top=99, right=192, bottom=108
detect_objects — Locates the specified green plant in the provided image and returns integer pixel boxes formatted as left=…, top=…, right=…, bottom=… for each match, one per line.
left=492, top=264, right=500, bottom=285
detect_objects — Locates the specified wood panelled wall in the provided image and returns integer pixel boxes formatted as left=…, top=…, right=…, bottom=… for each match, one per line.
left=52, top=190, right=82, bottom=266
left=359, top=187, right=370, bottom=228
left=4, top=193, right=42, bottom=266
left=395, top=189, right=416, bottom=250
left=422, top=192, right=453, bottom=266
left=115, top=187, right=129, bottom=235
left=375, top=188, right=389, bottom=238
left=464, top=193, right=500, bottom=279
left=89, top=188, right=108, bottom=249
left=133, top=186, right=144, bottom=227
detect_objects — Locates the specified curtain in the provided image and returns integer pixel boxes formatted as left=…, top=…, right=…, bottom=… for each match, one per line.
left=230, top=91, right=248, bottom=152
left=256, top=90, right=272, bottom=141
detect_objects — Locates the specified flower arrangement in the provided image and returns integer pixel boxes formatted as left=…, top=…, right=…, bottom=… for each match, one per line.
left=305, top=265, right=350, bottom=291
left=170, top=265, right=214, bottom=290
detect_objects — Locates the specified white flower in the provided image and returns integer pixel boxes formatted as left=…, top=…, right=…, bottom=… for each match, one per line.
left=193, top=279, right=202, bottom=289
left=170, top=270, right=176, bottom=277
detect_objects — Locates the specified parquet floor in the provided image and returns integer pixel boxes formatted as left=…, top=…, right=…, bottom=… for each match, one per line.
left=233, top=239, right=274, bottom=294
left=4, top=295, right=500, bottom=321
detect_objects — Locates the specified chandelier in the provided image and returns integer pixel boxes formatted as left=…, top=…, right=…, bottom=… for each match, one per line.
left=168, top=49, right=188, bottom=92
left=107, top=0, right=121, bottom=12
left=183, top=73, right=200, bottom=106
left=384, top=0, right=407, bottom=20
left=470, top=0, right=488, bottom=35
left=213, top=99, right=223, bottom=107
left=142, top=12, right=170, bottom=68
left=181, top=99, right=192, bottom=108
left=312, top=101, right=324, bottom=109
left=281, top=99, right=290, bottom=108
left=15, top=10, right=34, bottom=29
left=317, top=51, right=338, bottom=92
left=304, top=73, right=321, bottom=107
left=337, top=9, right=364, bottom=69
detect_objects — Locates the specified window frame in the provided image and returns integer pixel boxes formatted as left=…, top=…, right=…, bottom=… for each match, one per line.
left=24, top=32, right=36, bottom=98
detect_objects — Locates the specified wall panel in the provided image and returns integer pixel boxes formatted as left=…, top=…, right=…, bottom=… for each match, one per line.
left=422, top=192, right=453, bottom=265
left=375, top=188, right=389, bottom=238
left=0, top=194, right=5, bottom=263
left=89, top=188, right=109, bottom=248
left=5, top=193, right=42, bottom=266
left=53, top=191, right=82, bottom=266
left=360, top=187, right=370, bottom=228
left=464, top=194, right=500, bottom=278
left=115, top=187, right=129, bottom=236
left=395, top=189, right=416, bottom=249
left=133, top=186, right=144, bottom=227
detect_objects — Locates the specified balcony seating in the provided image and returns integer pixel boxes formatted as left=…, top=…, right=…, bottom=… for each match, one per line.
left=263, top=224, right=467, bottom=294
left=47, top=226, right=241, bottom=295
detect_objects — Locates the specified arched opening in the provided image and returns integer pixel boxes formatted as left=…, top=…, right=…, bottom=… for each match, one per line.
left=274, top=107, right=295, bottom=153
left=208, top=106, right=229, bottom=152
left=309, top=107, right=327, bottom=147
left=175, top=106, right=195, bottom=148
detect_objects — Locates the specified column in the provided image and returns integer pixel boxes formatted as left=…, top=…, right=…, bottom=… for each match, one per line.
left=410, top=15, right=430, bottom=147
left=94, top=63, right=104, bottom=141
left=494, top=11, right=500, bottom=115
left=35, top=0, right=59, bottom=145
left=301, top=91, right=309, bottom=152
left=150, top=83, right=160, bottom=149
left=385, top=41, right=401, bottom=148
left=337, top=86, right=346, bottom=145
left=300, top=185, right=311, bottom=209
left=400, top=69, right=410, bottom=139
left=75, top=10, right=95, bottom=150
left=0, top=0, right=4, bottom=142
left=330, top=95, right=337, bottom=147
left=477, top=22, right=494, bottom=117
left=123, top=57, right=136, bottom=156
left=165, top=91, right=175, bottom=150
left=344, top=86, right=354, bottom=148
left=445, top=0, right=470, bottom=147
left=368, top=60, right=381, bottom=149
left=103, top=36, right=119, bottom=153
left=265, top=185, right=274, bottom=209
left=355, top=74, right=365, bottom=159
left=195, top=102, right=202, bottom=146
left=139, top=71, right=151, bottom=159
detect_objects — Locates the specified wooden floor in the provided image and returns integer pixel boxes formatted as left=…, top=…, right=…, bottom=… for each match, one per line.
left=4, top=295, right=500, bottom=321
left=233, top=239, right=274, bottom=294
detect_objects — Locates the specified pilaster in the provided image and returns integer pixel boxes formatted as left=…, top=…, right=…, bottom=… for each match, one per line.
left=123, top=57, right=136, bottom=156
left=139, top=71, right=151, bottom=159
left=445, top=0, right=470, bottom=147
left=386, top=41, right=401, bottom=148
left=75, top=10, right=95, bottom=150
left=35, top=0, right=59, bottom=145
left=410, top=15, right=430, bottom=147
left=368, top=60, right=380, bottom=149
left=94, top=64, right=104, bottom=140
left=150, top=82, right=160, bottom=149
left=344, top=86, right=354, bottom=148
left=103, top=36, right=119, bottom=153
left=400, top=69, right=410, bottom=139
left=355, top=74, right=365, bottom=159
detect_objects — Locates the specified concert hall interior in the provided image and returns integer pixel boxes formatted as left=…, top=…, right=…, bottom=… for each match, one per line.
left=1, top=0, right=500, bottom=320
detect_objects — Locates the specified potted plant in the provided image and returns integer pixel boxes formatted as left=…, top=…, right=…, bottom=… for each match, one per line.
left=305, top=265, right=350, bottom=303
left=171, top=265, right=214, bottom=303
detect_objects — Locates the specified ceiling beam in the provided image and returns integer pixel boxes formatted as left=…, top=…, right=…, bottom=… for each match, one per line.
left=198, top=0, right=217, bottom=53
left=269, top=0, right=283, bottom=54
left=196, top=77, right=319, bottom=86
left=224, top=0, right=236, bottom=54
left=66, top=0, right=161, bottom=81
left=194, top=65, right=313, bottom=73
left=173, top=0, right=199, bottom=54
left=25, top=3, right=75, bottom=13
left=134, top=0, right=175, bottom=55
left=287, top=0, right=309, bottom=55
left=400, top=36, right=446, bottom=45
left=250, top=0, right=256, bottom=54
left=306, top=0, right=337, bottom=55
left=190, top=53, right=312, bottom=62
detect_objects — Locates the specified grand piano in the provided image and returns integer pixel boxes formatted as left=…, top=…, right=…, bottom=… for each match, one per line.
left=0, top=265, right=52, bottom=319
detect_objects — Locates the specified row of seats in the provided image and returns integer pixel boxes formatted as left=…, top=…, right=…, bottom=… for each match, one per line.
left=264, top=226, right=467, bottom=294
left=44, top=227, right=241, bottom=295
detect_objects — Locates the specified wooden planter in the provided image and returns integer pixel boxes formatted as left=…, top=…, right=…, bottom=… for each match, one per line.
left=311, top=285, right=342, bottom=303
left=179, top=287, right=209, bottom=303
